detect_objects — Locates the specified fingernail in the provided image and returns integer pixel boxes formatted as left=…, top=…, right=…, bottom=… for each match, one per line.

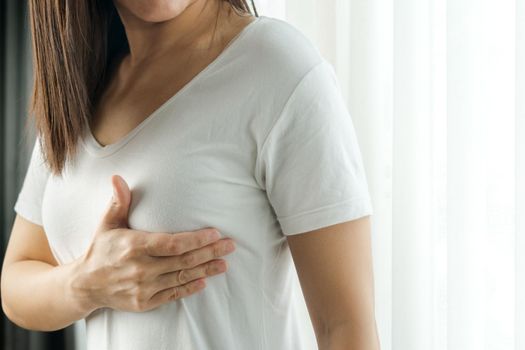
left=208, top=230, right=220, bottom=240
left=211, top=261, right=226, bottom=273
left=224, top=240, right=236, bottom=252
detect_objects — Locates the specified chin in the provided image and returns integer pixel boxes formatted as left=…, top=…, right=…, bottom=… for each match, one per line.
left=115, top=0, right=198, bottom=23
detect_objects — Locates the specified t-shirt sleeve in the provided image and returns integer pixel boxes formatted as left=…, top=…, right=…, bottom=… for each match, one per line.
left=13, top=136, right=51, bottom=226
left=256, top=59, right=374, bottom=236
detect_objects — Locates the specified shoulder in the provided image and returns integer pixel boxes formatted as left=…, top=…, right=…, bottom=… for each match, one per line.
left=242, top=16, right=325, bottom=83
left=226, top=16, right=343, bottom=149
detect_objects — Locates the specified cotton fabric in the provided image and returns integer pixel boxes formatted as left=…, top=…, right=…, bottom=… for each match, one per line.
left=14, top=15, right=373, bottom=350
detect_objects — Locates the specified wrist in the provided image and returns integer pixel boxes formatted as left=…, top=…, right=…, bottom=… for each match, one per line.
left=64, top=257, right=100, bottom=317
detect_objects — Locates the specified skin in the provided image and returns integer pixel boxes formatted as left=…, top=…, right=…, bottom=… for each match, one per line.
left=2, top=0, right=381, bottom=348
left=287, top=218, right=381, bottom=349
left=1, top=175, right=236, bottom=330
left=90, top=0, right=255, bottom=146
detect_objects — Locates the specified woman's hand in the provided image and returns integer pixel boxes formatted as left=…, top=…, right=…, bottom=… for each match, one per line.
left=68, top=175, right=236, bottom=314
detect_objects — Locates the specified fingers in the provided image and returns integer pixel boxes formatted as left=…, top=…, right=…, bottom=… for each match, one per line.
left=153, top=259, right=227, bottom=292
left=141, top=228, right=223, bottom=257
left=99, top=175, right=132, bottom=231
left=150, top=238, right=236, bottom=275
left=146, top=278, right=207, bottom=310
left=146, top=259, right=229, bottom=310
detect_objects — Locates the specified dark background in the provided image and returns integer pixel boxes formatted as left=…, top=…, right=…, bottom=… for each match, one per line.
left=1, top=1, right=76, bottom=349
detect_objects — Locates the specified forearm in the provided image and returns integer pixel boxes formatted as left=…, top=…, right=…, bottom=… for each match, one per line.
left=1, top=259, right=93, bottom=331
left=318, top=320, right=381, bottom=350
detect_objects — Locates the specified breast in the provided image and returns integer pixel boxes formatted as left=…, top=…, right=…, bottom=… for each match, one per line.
left=41, top=120, right=279, bottom=266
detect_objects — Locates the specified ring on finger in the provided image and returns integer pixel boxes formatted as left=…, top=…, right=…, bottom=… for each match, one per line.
left=177, top=269, right=186, bottom=285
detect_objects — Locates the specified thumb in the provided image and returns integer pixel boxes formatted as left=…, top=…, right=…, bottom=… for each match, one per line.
left=100, top=174, right=131, bottom=231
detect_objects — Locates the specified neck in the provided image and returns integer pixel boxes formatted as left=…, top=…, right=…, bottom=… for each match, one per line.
left=114, top=0, right=224, bottom=67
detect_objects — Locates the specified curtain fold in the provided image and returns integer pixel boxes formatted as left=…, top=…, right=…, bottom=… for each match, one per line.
left=262, top=0, right=524, bottom=349
left=516, top=1, right=525, bottom=349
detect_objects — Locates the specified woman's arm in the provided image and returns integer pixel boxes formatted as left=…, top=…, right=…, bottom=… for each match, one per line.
left=1, top=175, right=236, bottom=331
left=286, top=215, right=380, bottom=350
left=1, top=214, right=89, bottom=331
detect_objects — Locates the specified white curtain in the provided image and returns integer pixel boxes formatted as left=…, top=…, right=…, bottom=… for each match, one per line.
left=256, top=0, right=525, bottom=349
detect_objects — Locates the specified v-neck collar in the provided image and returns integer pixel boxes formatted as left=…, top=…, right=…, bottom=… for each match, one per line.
left=81, top=15, right=265, bottom=158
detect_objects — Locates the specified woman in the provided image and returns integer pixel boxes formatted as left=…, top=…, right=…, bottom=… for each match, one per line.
left=1, top=0, right=380, bottom=349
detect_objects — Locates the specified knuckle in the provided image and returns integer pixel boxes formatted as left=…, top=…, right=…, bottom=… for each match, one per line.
left=134, top=285, right=147, bottom=300
left=181, top=252, right=196, bottom=267
left=169, top=287, right=180, bottom=301
left=120, top=238, right=140, bottom=259
left=144, top=238, right=161, bottom=256
left=132, top=296, right=146, bottom=311
left=213, top=243, right=222, bottom=258
left=120, top=231, right=135, bottom=243
left=169, top=240, right=183, bottom=255
left=196, top=234, right=208, bottom=247
left=185, top=284, right=194, bottom=295
left=120, top=247, right=136, bottom=260
left=131, top=264, right=147, bottom=280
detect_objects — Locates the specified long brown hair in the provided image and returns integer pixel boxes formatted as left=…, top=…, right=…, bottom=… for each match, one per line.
left=27, top=0, right=258, bottom=176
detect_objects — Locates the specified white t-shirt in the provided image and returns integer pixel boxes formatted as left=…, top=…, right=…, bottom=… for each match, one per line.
left=14, top=15, right=373, bottom=350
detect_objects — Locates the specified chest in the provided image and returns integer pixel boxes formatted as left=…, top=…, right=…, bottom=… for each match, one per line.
left=90, top=50, right=230, bottom=147
left=41, top=108, right=268, bottom=265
